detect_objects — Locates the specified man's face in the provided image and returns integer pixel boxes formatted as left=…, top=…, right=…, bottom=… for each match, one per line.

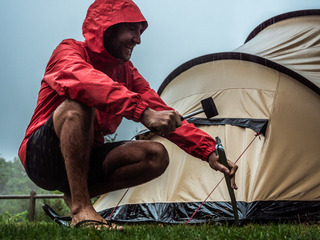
left=104, top=22, right=143, bottom=62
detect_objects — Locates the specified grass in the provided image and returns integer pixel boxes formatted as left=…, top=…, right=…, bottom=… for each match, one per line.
left=0, top=221, right=319, bottom=240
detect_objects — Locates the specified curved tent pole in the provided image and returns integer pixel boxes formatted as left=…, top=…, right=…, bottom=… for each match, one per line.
left=245, top=9, right=320, bottom=43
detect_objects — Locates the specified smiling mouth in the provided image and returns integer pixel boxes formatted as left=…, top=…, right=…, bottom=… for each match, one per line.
left=126, top=45, right=135, bottom=52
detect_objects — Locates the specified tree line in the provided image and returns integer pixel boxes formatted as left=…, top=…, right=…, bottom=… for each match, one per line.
left=0, top=156, right=66, bottom=220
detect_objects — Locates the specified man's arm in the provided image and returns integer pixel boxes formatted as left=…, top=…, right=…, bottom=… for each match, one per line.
left=43, top=40, right=149, bottom=122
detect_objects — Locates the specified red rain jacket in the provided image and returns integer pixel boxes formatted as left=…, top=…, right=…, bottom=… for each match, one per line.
left=18, top=0, right=216, bottom=167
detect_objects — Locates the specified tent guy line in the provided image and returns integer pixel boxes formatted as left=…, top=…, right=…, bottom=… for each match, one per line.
left=106, top=188, right=130, bottom=221
left=185, top=131, right=262, bottom=225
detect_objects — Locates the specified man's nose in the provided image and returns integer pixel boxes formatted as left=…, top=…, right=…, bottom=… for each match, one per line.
left=133, top=33, right=141, bottom=44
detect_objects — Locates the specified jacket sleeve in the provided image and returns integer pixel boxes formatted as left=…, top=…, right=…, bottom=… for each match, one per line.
left=43, top=40, right=148, bottom=122
left=129, top=64, right=216, bottom=161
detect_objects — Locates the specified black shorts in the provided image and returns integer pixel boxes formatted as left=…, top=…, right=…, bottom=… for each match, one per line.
left=25, top=114, right=127, bottom=194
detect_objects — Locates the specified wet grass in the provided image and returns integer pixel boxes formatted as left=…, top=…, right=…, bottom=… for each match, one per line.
left=0, top=221, right=319, bottom=240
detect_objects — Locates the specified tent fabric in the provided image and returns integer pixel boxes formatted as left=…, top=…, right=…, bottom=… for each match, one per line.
left=97, top=201, right=320, bottom=224
left=236, top=10, right=320, bottom=91
left=158, top=52, right=320, bottom=96
left=94, top=10, right=320, bottom=223
left=245, top=9, right=320, bottom=42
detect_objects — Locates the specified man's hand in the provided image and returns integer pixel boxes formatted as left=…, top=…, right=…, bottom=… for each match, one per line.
left=208, top=151, right=238, bottom=190
left=141, top=108, right=182, bottom=135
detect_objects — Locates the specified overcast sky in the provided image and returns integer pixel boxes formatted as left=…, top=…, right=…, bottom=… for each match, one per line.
left=1, top=0, right=319, bottom=160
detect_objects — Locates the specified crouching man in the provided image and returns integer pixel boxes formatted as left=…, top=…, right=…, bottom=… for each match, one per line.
left=19, top=0, right=238, bottom=229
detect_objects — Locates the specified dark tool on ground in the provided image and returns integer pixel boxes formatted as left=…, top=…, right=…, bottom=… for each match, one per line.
left=42, top=204, right=71, bottom=227
left=215, top=137, right=240, bottom=226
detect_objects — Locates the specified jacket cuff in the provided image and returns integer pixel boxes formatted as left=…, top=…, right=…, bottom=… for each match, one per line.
left=132, top=100, right=149, bottom=122
left=203, top=145, right=216, bottom=162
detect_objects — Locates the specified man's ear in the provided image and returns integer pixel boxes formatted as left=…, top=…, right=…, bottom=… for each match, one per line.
left=103, top=28, right=111, bottom=51
left=103, top=24, right=118, bottom=52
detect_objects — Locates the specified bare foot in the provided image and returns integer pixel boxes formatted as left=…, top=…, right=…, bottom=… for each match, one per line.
left=70, top=205, right=123, bottom=231
left=74, top=220, right=124, bottom=230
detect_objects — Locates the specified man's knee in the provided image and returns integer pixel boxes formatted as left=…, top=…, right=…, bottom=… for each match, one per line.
left=147, top=141, right=169, bottom=176
left=53, top=99, right=95, bottom=138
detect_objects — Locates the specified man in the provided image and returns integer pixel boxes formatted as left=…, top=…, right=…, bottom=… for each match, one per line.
left=19, top=0, right=238, bottom=229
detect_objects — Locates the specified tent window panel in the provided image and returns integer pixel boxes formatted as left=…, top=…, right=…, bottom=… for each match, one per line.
left=190, top=117, right=268, bottom=135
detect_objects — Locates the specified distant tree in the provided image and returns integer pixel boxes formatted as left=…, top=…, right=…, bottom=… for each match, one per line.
left=0, top=156, right=60, bottom=218
left=0, top=157, right=40, bottom=195
left=0, top=157, right=7, bottom=193
left=0, top=134, right=118, bottom=219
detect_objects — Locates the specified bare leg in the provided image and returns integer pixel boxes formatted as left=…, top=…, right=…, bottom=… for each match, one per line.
left=88, top=140, right=169, bottom=197
left=53, top=100, right=169, bottom=229
left=53, top=100, right=104, bottom=227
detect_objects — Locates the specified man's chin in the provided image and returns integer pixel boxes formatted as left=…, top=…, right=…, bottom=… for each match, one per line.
left=122, top=55, right=131, bottom=62
left=116, top=51, right=131, bottom=62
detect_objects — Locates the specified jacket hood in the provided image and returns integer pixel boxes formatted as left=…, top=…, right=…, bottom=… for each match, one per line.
left=82, top=0, right=148, bottom=61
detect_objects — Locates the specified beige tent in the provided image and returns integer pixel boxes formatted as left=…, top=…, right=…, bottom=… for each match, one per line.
left=94, top=10, right=320, bottom=223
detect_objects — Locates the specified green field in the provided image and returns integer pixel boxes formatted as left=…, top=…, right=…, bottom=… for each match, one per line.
left=0, top=221, right=319, bottom=240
